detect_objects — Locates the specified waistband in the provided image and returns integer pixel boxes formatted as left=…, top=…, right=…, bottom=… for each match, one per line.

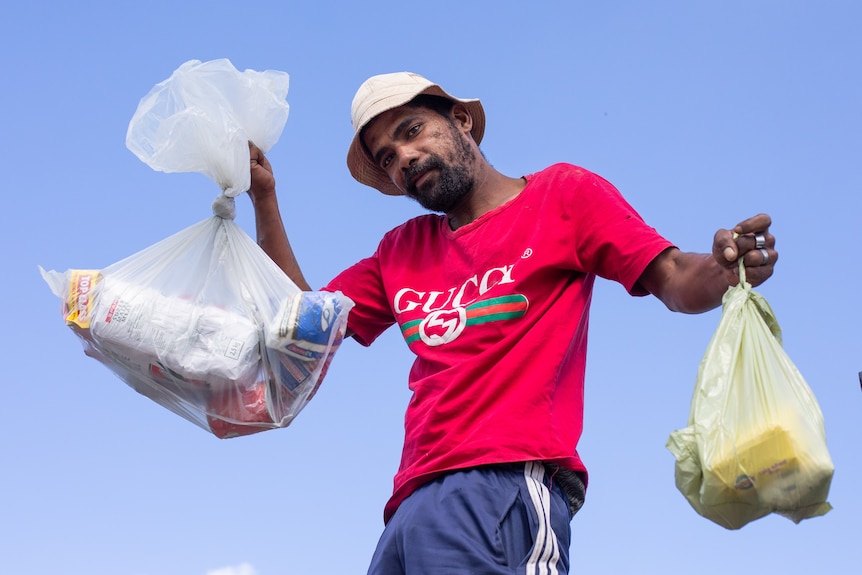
left=489, top=461, right=586, bottom=516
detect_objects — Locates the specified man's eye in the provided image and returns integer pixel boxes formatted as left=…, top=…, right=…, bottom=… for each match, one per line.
left=381, top=154, right=394, bottom=168
left=408, top=124, right=421, bottom=137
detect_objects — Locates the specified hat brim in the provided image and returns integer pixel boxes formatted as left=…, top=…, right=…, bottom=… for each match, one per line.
left=347, top=86, right=485, bottom=196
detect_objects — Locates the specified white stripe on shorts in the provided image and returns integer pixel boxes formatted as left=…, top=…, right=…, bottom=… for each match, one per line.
left=524, top=461, right=561, bottom=575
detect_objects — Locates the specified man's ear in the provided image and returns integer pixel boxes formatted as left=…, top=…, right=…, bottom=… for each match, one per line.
left=451, top=103, right=473, bottom=135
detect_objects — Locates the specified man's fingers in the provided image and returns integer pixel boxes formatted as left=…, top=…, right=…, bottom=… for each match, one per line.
left=713, top=229, right=738, bottom=262
left=714, top=214, right=774, bottom=265
left=249, top=142, right=272, bottom=173
left=732, top=213, right=772, bottom=236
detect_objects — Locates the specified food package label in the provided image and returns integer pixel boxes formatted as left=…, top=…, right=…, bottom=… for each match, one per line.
left=268, top=291, right=347, bottom=360
left=64, top=270, right=101, bottom=329
left=702, top=424, right=833, bottom=514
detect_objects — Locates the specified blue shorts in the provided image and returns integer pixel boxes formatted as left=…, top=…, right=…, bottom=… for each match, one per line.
left=367, top=462, right=578, bottom=575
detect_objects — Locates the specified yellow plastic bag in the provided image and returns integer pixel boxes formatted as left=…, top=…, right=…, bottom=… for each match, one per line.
left=666, top=260, right=834, bottom=529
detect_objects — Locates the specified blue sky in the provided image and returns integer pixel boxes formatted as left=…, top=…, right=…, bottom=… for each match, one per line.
left=3, top=1, right=861, bottom=574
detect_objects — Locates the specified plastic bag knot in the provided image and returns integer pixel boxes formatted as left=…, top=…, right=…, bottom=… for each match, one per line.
left=211, top=194, right=236, bottom=220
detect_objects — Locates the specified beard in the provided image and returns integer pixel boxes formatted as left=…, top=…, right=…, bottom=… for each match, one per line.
left=403, top=127, right=477, bottom=213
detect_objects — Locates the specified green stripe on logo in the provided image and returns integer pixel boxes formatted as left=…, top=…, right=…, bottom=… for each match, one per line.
left=399, top=294, right=528, bottom=345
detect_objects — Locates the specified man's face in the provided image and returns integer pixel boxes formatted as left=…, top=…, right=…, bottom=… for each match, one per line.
left=362, top=104, right=477, bottom=213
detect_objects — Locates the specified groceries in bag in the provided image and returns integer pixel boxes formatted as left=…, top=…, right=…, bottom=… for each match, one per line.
left=41, top=217, right=353, bottom=439
left=666, top=259, right=833, bottom=529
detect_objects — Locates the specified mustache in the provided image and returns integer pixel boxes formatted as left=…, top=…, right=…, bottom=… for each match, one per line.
left=404, top=156, right=445, bottom=193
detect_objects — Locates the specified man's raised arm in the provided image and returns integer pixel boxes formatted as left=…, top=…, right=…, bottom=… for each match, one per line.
left=247, top=143, right=312, bottom=291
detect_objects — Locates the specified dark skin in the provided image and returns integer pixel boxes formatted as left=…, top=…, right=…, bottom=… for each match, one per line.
left=247, top=146, right=311, bottom=291
left=248, top=101, right=776, bottom=314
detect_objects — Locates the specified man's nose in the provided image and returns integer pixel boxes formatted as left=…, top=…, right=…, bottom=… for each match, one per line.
left=397, top=145, right=420, bottom=171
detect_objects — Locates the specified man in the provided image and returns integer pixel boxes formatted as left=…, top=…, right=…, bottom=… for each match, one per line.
left=247, top=72, right=777, bottom=574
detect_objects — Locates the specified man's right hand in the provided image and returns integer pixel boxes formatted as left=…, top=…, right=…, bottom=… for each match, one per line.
left=248, top=142, right=276, bottom=204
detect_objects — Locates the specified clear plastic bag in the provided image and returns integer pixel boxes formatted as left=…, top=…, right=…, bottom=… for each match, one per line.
left=41, top=220, right=352, bottom=438
left=126, top=58, right=290, bottom=197
left=666, top=260, right=833, bottom=529
left=41, top=59, right=353, bottom=438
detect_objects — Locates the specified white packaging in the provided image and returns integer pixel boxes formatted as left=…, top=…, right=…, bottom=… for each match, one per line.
left=91, top=277, right=261, bottom=391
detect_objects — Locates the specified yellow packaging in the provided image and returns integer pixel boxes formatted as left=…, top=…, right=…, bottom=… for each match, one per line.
left=63, top=269, right=101, bottom=329
left=704, top=426, right=799, bottom=508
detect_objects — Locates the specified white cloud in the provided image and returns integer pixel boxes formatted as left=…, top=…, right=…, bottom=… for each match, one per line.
left=206, top=563, right=258, bottom=575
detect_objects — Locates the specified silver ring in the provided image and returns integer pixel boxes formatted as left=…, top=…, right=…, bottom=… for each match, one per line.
left=759, top=248, right=770, bottom=265
left=754, top=233, right=766, bottom=249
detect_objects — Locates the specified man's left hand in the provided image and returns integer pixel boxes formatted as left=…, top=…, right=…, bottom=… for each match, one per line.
left=713, top=213, right=777, bottom=287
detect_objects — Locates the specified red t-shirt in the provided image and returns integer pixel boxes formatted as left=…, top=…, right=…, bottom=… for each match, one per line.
left=324, top=163, right=674, bottom=522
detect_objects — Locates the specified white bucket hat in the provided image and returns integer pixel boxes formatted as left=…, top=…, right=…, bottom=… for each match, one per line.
left=346, top=72, right=486, bottom=196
